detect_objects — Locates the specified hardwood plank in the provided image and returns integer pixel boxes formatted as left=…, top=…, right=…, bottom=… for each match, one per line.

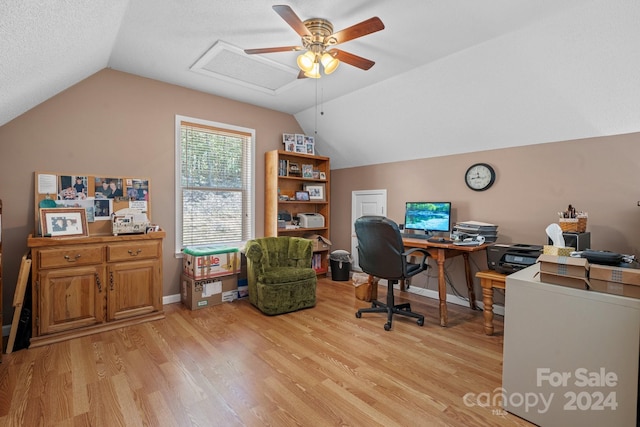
left=0, top=277, right=533, bottom=426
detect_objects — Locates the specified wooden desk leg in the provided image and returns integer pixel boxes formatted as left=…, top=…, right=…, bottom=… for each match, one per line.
left=436, top=249, right=448, bottom=327
left=482, top=285, right=495, bottom=335
left=462, top=253, right=477, bottom=310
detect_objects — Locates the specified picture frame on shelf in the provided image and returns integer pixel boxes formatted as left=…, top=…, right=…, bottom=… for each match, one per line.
left=284, top=141, right=295, bottom=152
left=302, top=164, right=313, bottom=178
left=312, top=170, right=320, bottom=179
left=303, top=183, right=325, bottom=201
left=295, top=191, right=310, bottom=201
left=283, top=133, right=295, bottom=144
left=40, top=207, right=88, bottom=238
left=288, top=162, right=301, bottom=177
left=306, top=142, right=315, bottom=155
left=295, top=134, right=305, bottom=146
left=295, top=144, right=306, bottom=154
left=319, top=172, right=326, bottom=180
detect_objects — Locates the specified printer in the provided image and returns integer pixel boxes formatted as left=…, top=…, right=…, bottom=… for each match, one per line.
left=487, top=243, right=543, bottom=274
left=297, top=213, right=325, bottom=228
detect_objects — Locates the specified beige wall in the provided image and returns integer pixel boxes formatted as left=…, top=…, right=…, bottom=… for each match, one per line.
left=2, top=67, right=639, bottom=326
left=330, top=133, right=640, bottom=303
left=0, top=69, right=303, bottom=325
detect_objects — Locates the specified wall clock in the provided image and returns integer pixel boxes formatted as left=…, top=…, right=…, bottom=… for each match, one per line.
left=465, top=163, right=496, bottom=191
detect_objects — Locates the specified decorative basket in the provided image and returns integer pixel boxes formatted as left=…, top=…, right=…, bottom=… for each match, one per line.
left=558, top=217, right=587, bottom=233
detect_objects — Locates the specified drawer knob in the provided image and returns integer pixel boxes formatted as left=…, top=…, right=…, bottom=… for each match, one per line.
left=64, top=254, right=81, bottom=262
left=128, top=249, right=143, bottom=256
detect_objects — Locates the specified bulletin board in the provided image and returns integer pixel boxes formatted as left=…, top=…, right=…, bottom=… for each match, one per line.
left=34, top=171, right=152, bottom=236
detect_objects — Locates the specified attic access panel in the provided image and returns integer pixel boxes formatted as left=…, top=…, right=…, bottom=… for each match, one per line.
left=191, top=41, right=304, bottom=94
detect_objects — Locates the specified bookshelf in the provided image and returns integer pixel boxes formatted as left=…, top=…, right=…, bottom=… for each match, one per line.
left=265, top=150, right=330, bottom=275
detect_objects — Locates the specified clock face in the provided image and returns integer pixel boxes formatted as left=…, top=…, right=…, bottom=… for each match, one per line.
left=465, top=163, right=496, bottom=191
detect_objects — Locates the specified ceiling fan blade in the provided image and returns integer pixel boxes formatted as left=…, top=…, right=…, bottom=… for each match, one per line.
left=244, top=46, right=303, bottom=54
left=330, top=17, right=384, bottom=45
left=273, top=5, right=311, bottom=37
left=330, top=49, right=375, bottom=70
left=297, top=70, right=308, bottom=79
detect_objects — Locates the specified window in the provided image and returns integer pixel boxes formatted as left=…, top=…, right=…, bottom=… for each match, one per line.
left=175, top=115, right=254, bottom=253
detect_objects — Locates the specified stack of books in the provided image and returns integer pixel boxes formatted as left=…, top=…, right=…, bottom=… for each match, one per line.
left=451, top=221, right=498, bottom=243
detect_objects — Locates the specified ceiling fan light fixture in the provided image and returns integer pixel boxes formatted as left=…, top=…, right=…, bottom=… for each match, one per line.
left=304, top=62, right=321, bottom=78
left=297, top=50, right=316, bottom=72
left=320, top=52, right=339, bottom=74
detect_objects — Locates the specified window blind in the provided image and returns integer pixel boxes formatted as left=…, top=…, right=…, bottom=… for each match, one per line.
left=177, top=117, right=253, bottom=250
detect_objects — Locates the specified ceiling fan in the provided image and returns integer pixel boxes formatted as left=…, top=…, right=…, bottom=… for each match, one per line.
left=244, top=5, right=385, bottom=78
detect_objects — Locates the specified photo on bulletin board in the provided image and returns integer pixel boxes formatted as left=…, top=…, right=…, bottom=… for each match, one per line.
left=56, top=199, right=96, bottom=222
left=125, top=178, right=149, bottom=201
left=94, top=177, right=123, bottom=199
left=94, top=199, right=113, bottom=221
left=59, top=175, right=89, bottom=200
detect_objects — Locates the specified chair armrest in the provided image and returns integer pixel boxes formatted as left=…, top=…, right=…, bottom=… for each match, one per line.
left=403, top=247, right=430, bottom=270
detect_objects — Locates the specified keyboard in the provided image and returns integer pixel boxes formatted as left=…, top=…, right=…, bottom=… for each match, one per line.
left=401, top=232, right=428, bottom=239
left=400, top=233, right=452, bottom=244
left=428, top=238, right=453, bottom=244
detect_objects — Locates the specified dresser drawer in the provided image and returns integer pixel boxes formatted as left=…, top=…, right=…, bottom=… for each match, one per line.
left=107, top=241, right=160, bottom=262
left=38, top=245, right=104, bottom=269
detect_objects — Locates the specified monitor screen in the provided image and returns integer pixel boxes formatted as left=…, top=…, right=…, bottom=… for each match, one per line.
left=404, top=202, right=452, bottom=233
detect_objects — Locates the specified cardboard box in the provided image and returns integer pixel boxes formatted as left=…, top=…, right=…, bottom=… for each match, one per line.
left=537, top=254, right=590, bottom=290
left=543, top=245, right=575, bottom=256
left=589, top=264, right=640, bottom=299
left=304, top=234, right=332, bottom=252
left=182, top=245, right=240, bottom=279
left=538, top=254, right=589, bottom=278
left=181, top=274, right=238, bottom=310
left=540, top=272, right=590, bottom=290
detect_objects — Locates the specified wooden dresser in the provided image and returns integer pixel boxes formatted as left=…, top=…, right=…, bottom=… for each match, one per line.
left=27, top=231, right=165, bottom=347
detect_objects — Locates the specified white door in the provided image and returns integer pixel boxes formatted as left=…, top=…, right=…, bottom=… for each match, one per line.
left=351, top=190, right=387, bottom=271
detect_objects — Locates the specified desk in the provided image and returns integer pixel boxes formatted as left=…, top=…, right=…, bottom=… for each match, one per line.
left=402, top=238, right=489, bottom=327
left=475, top=270, right=507, bottom=335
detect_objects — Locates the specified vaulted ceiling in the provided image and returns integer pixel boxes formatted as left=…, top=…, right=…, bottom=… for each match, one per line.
left=2, top=1, right=638, bottom=168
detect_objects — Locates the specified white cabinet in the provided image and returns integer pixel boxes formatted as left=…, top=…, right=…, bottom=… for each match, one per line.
left=503, top=264, right=639, bottom=426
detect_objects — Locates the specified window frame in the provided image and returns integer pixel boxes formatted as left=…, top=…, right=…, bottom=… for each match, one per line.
left=174, top=115, right=255, bottom=255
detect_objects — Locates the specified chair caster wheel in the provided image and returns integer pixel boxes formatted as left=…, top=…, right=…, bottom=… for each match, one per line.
left=384, top=322, right=391, bottom=331
left=355, top=312, right=362, bottom=318
left=417, top=318, right=424, bottom=326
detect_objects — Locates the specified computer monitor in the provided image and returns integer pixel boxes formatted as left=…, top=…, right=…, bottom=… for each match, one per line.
left=404, top=202, right=452, bottom=234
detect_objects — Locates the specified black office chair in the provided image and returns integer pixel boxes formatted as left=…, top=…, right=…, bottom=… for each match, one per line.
left=354, top=216, right=431, bottom=331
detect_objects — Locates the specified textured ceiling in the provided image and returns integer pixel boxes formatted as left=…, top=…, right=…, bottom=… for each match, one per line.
left=2, top=1, right=639, bottom=169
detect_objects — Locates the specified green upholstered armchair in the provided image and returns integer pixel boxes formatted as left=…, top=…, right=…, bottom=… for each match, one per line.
left=244, top=236, right=317, bottom=315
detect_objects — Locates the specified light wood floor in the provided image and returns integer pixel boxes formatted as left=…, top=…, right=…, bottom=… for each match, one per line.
left=0, top=278, right=532, bottom=427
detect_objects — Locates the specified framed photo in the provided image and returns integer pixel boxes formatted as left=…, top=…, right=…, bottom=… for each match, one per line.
left=295, top=191, right=310, bottom=201
left=295, top=144, right=306, bottom=153
left=40, top=208, right=88, bottom=237
left=284, top=141, right=295, bottom=152
left=306, top=142, right=315, bottom=155
left=302, top=164, right=313, bottom=178
left=319, top=171, right=326, bottom=180
left=283, top=133, right=295, bottom=144
left=295, top=134, right=305, bottom=146
left=303, top=183, right=325, bottom=201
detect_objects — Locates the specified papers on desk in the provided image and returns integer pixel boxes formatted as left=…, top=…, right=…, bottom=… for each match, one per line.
left=452, top=221, right=498, bottom=243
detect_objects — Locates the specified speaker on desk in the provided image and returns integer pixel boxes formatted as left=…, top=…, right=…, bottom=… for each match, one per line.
left=547, top=232, right=591, bottom=251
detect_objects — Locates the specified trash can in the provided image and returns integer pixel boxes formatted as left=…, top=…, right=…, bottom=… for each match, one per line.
left=330, top=250, right=352, bottom=281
